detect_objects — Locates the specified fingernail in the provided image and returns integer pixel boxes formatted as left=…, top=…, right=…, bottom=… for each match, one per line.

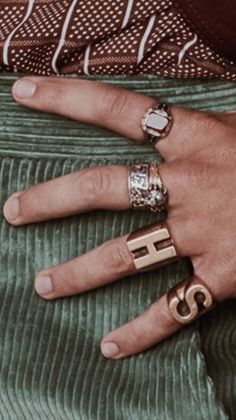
left=35, top=275, right=53, bottom=296
left=101, top=342, right=120, bottom=358
left=13, top=79, right=37, bottom=99
left=4, top=196, right=20, bottom=221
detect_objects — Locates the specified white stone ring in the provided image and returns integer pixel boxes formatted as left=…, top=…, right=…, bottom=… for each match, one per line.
left=142, top=103, right=173, bottom=145
left=128, top=163, right=168, bottom=213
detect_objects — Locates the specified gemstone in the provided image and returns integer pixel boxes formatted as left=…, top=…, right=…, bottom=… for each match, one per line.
left=147, top=190, right=167, bottom=209
left=147, top=112, right=168, bottom=131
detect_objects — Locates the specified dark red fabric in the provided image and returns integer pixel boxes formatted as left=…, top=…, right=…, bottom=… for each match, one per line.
left=175, top=0, right=236, bottom=61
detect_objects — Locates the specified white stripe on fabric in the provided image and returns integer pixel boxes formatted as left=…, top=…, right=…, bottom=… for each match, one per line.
left=178, top=34, right=198, bottom=65
left=122, top=0, right=134, bottom=29
left=137, top=14, right=156, bottom=65
left=3, top=0, right=35, bottom=66
left=83, top=43, right=92, bottom=76
left=52, top=0, right=78, bottom=74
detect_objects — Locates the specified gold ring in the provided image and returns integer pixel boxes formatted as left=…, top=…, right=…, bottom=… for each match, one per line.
left=167, top=276, right=215, bottom=325
left=127, top=222, right=177, bottom=271
left=141, top=103, right=173, bottom=145
left=128, top=163, right=168, bottom=213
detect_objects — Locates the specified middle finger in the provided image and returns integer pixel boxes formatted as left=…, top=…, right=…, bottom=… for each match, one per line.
left=3, top=164, right=180, bottom=226
left=3, top=165, right=130, bottom=225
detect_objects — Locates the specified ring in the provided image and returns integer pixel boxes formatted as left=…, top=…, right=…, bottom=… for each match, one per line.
left=142, top=103, right=173, bottom=145
left=128, top=163, right=168, bottom=213
left=127, top=222, right=177, bottom=271
left=167, top=276, right=215, bottom=325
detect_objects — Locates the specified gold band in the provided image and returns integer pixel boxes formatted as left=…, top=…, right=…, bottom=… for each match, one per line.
left=167, top=276, right=215, bottom=325
left=127, top=222, right=177, bottom=271
left=128, top=163, right=168, bottom=213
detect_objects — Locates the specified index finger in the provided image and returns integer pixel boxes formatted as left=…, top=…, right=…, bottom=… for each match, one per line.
left=12, top=76, right=200, bottom=161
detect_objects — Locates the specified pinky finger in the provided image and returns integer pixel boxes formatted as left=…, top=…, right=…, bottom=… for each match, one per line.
left=101, top=275, right=215, bottom=359
left=101, top=294, right=181, bottom=359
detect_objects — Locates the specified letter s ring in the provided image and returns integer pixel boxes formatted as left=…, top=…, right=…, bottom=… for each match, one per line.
left=167, top=276, right=215, bottom=325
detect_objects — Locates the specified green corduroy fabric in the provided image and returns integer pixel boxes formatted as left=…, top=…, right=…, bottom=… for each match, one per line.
left=0, top=74, right=235, bottom=420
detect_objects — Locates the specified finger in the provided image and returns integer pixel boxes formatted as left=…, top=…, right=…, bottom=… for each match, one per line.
left=33, top=218, right=194, bottom=300
left=12, top=76, right=203, bottom=161
left=100, top=294, right=182, bottom=359
left=100, top=274, right=215, bottom=359
left=3, top=162, right=185, bottom=226
left=34, top=234, right=136, bottom=299
left=3, top=165, right=130, bottom=225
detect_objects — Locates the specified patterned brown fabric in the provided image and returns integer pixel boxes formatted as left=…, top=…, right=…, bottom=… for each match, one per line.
left=0, top=0, right=236, bottom=80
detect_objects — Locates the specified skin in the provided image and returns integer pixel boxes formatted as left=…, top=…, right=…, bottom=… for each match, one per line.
left=3, top=76, right=236, bottom=359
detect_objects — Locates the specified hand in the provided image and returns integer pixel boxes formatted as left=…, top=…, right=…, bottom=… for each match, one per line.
left=3, top=76, right=236, bottom=359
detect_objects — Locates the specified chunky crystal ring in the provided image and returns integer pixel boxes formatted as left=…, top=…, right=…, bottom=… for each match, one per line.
left=128, top=163, right=168, bottom=213
left=167, top=276, right=215, bottom=325
left=127, top=222, right=177, bottom=271
left=142, top=103, right=173, bottom=145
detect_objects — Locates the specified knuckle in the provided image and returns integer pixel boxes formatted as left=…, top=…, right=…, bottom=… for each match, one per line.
left=104, top=239, right=134, bottom=274
left=149, top=300, right=171, bottom=325
left=99, top=89, right=130, bottom=123
left=110, top=91, right=129, bottom=118
left=79, top=167, right=111, bottom=205
left=95, top=166, right=112, bottom=194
